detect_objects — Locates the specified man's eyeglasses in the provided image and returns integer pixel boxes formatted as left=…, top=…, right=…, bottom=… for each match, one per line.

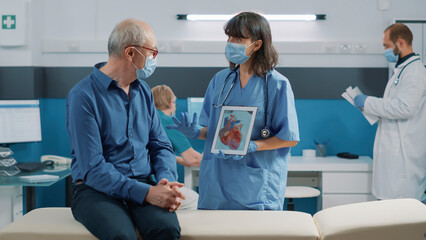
left=127, top=45, right=158, bottom=59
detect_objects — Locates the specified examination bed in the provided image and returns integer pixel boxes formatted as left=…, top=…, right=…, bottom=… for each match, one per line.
left=0, top=198, right=425, bottom=240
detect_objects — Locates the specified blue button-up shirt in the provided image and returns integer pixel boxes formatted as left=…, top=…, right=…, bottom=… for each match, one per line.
left=66, top=62, right=177, bottom=204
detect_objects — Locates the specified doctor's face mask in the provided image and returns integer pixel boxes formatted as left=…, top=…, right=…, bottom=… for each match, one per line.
left=225, top=41, right=256, bottom=65
left=131, top=47, right=158, bottom=80
left=383, top=43, right=399, bottom=63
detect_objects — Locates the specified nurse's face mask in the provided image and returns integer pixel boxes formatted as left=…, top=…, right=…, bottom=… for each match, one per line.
left=383, top=42, right=399, bottom=63
left=131, top=46, right=158, bottom=80
left=225, top=41, right=256, bottom=65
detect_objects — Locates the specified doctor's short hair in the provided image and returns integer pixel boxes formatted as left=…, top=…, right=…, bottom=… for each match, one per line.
left=385, top=23, right=413, bottom=46
left=108, top=19, right=147, bottom=57
left=151, top=85, right=176, bottom=110
left=225, top=12, right=278, bottom=77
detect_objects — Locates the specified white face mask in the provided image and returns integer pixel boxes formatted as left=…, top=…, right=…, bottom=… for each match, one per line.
left=131, top=48, right=158, bottom=80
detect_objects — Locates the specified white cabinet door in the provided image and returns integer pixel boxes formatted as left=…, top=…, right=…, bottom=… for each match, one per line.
left=0, top=187, right=13, bottom=230
left=0, top=186, right=22, bottom=230
left=12, top=187, right=23, bottom=221
left=322, top=172, right=372, bottom=194
left=406, top=23, right=423, bottom=63
left=423, top=24, right=426, bottom=65
left=322, top=194, right=376, bottom=209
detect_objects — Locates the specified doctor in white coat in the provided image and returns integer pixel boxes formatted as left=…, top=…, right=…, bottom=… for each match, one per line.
left=355, top=23, right=426, bottom=202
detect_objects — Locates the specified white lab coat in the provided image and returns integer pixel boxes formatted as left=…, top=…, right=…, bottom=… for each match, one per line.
left=364, top=55, right=426, bottom=201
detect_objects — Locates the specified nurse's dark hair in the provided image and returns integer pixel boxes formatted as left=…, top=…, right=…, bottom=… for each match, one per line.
left=108, top=19, right=147, bottom=57
left=385, top=23, right=413, bottom=46
left=225, top=12, right=278, bottom=77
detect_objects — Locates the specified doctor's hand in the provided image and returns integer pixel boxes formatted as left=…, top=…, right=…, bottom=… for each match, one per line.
left=167, top=112, right=200, bottom=139
left=214, top=141, right=258, bottom=161
left=354, top=94, right=368, bottom=109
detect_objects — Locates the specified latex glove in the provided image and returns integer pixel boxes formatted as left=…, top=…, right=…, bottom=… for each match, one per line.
left=214, top=141, right=258, bottom=161
left=166, top=112, right=200, bottom=139
left=354, top=94, right=368, bottom=109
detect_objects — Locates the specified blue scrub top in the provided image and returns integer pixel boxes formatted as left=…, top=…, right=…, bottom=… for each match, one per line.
left=198, top=68, right=299, bottom=210
left=158, top=110, right=192, bottom=155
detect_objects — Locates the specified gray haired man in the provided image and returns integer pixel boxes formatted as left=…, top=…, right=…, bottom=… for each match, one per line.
left=66, top=19, right=184, bottom=240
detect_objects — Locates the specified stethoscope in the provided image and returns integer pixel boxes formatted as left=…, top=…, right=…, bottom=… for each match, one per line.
left=394, top=56, right=420, bottom=86
left=213, top=66, right=271, bottom=138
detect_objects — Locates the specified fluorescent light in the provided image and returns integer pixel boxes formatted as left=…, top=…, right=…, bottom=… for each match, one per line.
left=187, top=14, right=234, bottom=21
left=177, top=14, right=326, bottom=21
left=266, top=14, right=316, bottom=21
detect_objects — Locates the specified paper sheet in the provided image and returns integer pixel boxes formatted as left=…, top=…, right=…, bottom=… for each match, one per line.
left=342, top=86, right=379, bottom=125
left=18, top=174, right=59, bottom=183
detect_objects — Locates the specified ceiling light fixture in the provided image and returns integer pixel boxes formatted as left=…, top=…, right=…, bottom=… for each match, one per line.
left=177, top=14, right=326, bottom=21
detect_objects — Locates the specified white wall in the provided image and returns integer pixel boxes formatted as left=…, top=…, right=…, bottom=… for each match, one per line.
left=1, top=0, right=425, bottom=67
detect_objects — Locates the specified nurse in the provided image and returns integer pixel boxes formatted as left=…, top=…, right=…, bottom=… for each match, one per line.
left=168, top=12, right=299, bottom=210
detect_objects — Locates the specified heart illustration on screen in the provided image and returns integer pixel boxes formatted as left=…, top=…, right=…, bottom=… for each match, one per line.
left=219, top=114, right=242, bottom=150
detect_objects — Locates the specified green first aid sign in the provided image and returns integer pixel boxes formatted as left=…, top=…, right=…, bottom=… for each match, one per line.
left=2, top=15, right=16, bottom=29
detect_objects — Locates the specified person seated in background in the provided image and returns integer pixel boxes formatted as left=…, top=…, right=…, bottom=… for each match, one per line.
left=151, top=84, right=202, bottom=210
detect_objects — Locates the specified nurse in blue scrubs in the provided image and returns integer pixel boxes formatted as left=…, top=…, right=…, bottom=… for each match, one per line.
left=168, top=12, right=299, bottom=210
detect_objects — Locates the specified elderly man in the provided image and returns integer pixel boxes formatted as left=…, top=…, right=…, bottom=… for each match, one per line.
left=66, top=19, right=183, bottom=240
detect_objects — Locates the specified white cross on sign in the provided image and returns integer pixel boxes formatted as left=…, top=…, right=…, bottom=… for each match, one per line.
left=3, top=16, right=15, bottom=29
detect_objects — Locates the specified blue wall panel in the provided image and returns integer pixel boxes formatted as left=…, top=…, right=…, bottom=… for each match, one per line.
left=292, top=99, right=376, bottom=157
